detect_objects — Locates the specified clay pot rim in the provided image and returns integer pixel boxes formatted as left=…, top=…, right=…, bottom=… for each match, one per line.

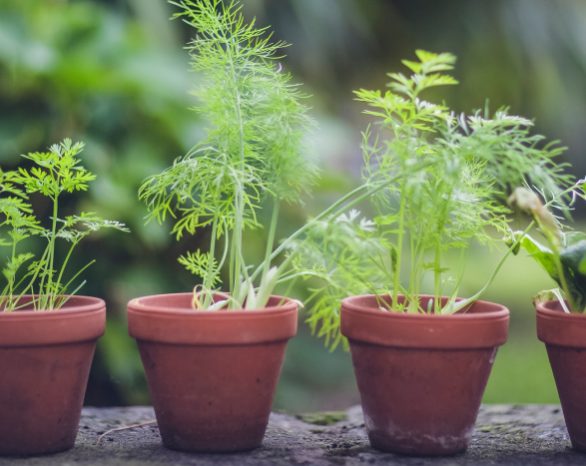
left=128, top=292, right=297, bottom=317
left=128, top=292, right=298, bottom=344
left=0, top=295, right=105, bottom=319
left=536, top=300, right=586, bottom=348
left=341, top=294, right=509, bottom=349
left=536, top=300, right=586, bottom=320
left=342, top=294, right=509, bottom=320
left=0, top=295, right=106, bottom=346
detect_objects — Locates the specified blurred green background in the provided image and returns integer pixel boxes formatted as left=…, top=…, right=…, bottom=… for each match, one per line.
left=1, top=0, right=585, bottom=410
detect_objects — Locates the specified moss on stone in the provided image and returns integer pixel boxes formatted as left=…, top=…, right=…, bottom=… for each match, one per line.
left=296, top=411, right=348, bottom=426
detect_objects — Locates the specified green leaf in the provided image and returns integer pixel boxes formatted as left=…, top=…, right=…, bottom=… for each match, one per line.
left=416, top=73, right=458, bottom=89
left=559, top=241, right=586, bottom=310
left=414, top=49, right=457, bottom=73
left=2, top=253, right=34, bottom=282
left=178, top=249, right=221, bottom=287
left=401, top=59, right=421, bottom=73
left=515, top=233, right=559, bottom=281
left=578, top=255, right=586, bottom=275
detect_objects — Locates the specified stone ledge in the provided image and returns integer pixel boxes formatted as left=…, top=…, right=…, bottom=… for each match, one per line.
left=0, top=405, right=584, bottom=465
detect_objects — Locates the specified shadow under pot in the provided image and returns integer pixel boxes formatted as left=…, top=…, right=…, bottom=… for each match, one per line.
left=0, top=296, right=105, bottom=456
left=341, top=294, right=509, bottom=456
left=537, top=300, right=586, bottom=452
left=127, top=293, right=298, bottom=453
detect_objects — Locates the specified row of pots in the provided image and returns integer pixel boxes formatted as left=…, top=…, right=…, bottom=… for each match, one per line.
left=0, top=293, right=582, bottom=456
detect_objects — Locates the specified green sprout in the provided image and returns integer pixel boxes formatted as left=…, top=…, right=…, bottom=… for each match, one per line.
left=138, top=0, right=402, bottom=313
left=0, top=139, right=128, bottom=311
left=294, top=50, right=573, bottom=348
left=139, top=0, right=316, bottom=310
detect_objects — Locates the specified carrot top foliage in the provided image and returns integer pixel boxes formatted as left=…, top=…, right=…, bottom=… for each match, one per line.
left=294, top=50, right=573, bottom=348
left=0, top=139, right=128, bottom=311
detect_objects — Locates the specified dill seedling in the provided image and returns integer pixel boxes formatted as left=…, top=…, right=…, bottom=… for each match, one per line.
left=0, top=139, right=128, bottom=311
left=139, top=0, right=401, bottom=312
left=295, top=50, right=573, bottom=348
left=139, top=0, right=317, bottom=310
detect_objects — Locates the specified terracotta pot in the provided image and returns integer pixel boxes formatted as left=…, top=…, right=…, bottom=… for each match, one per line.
left=341, top=294, right=509, bottom=456
left=0, top=296, right=105, bottom=456
left=127, top=293, right=298, bottom=453
left=537, top=300, right=586, bottom=452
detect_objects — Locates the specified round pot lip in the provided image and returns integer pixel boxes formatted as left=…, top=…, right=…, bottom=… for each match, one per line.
left=0, top=295, right=105, bottom=319
left=535, top=300, right=586, bottom=320
left=128, top=292, right=297, bottom=317
left=0, top=295, right=106, bottom=347
left=536, top=300, right=586, bottom=348
left=342, top=294, right=509, bottom=320
left=341, top=294, right=509, bottom=349
left=127, top=293, right=298, bottom=345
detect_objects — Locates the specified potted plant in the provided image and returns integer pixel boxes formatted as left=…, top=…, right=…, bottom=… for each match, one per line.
left=292, top=51, right=573, bottom=456
left=129, top=1, right=396, bottom=451
left=127, top=0, right=316, bottom=453
left=0, top=139, right=127, bottom=456
left=509, top=183, right=586, bottom=451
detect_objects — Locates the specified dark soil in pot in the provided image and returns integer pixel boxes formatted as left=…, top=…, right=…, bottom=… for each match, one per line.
left=341, top=294, right=509, bottom=456
left=127, top=293, right=298, bottom=453
left=537, top=300, right=586, bottom=452
left=0, top=296, right=105, bottom=456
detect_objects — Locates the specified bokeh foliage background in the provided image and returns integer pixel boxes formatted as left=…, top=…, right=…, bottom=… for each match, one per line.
left=1, top=0, right=586, bottom=410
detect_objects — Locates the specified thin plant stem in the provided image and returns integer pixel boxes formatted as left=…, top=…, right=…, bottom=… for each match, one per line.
left=248, top=173, right=420, bottom=285
left=59, top=260, right=96, bottom=298
left=443, top=220, right=536, bottom=314
left=44, top=194, right=60, bottom=309
left=260, top=199, right=280, bottom=289
left=55, top=239, right=80, bottom=298
left=200, top=219, right=219, bottom=309
left=393, top=180, right=406, bottom=309
left=226, top=34, right=246, bottom=308
left=8, top=238, right=16, bottom=299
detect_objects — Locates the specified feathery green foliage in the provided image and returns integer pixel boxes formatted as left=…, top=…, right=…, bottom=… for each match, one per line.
left=296, top=50, right=573, bottom=348
left=139, top=0, right=316, bottom=310
left=0, top=139, right=128, bottom=311
left=290, top=209, right=388, bottom=348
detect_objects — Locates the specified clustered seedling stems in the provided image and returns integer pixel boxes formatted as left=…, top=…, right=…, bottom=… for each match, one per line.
left=145, top=0, right=402, bottom=311
left=141, top=1, right=575, bottom=347
left=0, top=139, right=128, bottom=312
left=291, top=50, right=574, bottom=348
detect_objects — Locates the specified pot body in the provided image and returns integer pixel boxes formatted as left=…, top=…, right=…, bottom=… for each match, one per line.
left=0, top=296, right=105, bottom=456
left=341, top=295, right=509, bottom=456
left=537, top=301, right=586, bottom=452
left=127, top=293, right=298, bottom=453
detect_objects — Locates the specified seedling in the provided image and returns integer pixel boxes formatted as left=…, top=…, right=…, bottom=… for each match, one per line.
left=509, top=183, right=586, bottom=312
left=294, top=50, right=573, bottom=347
left=139, top=0, right=372, bottom=311
left=0, top=139, right=128, bottom=311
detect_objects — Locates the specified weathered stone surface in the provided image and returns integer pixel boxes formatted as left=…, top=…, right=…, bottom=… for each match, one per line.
left=0, top=405, right=583, bottom=465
